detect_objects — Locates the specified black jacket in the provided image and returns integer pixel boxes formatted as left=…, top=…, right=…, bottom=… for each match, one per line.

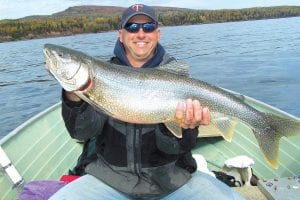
left=61, top=42, right=198, bottom=198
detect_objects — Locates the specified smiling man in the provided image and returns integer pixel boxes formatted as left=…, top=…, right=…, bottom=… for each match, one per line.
left=119, top=14, right=160, bottom=67
left=50, top=4, right=244, bottom=200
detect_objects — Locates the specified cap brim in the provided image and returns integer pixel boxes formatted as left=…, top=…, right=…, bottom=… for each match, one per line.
left=121, top=12, right=157, bottom=28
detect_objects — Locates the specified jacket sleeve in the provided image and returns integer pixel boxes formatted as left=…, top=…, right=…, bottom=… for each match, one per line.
left=61, top=90, right=108, bottom=141
left=156, top=124, right=198, bottom=154
left=179, top=128, right=198, bottom=151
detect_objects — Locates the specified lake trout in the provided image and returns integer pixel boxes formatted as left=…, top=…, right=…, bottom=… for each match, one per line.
left=43, top=43, right=300, bottom=169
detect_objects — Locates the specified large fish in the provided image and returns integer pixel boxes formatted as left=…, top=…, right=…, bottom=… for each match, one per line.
left=43, top=43, right=300, bottom=169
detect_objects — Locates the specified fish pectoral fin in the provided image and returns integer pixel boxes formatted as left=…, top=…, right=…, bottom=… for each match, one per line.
left=198, top=116, right=237, bottom=142
left=165, top=121, right=183, bottom=138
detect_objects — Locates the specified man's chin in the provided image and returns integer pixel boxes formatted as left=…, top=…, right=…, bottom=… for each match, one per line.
left=134, top=53, right=152, bottom=60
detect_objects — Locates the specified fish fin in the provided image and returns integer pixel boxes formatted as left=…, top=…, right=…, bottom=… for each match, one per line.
left=254, top=113, right=300, bottom=169
left=232, top=93, right=246, bottom=102
left=165, top=114, right=237, bottom=141
left=198, top=115, right=237, bottom=142
left=220, top=88, right=248, bottom=104
left=165, top=121, right=183, bottom=138
left=253, top=128, right=280, bottom=169
left=157, top=61, right=189, bottom=77
left=197, top=125, right=225, bottom=138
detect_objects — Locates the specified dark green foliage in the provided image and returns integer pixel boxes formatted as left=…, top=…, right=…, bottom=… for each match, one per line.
left=1, top=6, right=300, bottom=42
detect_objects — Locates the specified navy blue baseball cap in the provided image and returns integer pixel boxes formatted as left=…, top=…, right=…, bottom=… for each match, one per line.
left=120, top=4, right=158, bottom=28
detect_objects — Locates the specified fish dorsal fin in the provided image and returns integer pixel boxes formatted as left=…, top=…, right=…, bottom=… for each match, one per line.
left=164, top=121, right=183, bottom=138
left=221, top=87, right=247, bottom=103
left=157, top=61, right=190, bottom=77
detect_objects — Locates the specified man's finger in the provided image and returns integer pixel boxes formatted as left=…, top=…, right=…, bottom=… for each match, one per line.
left=175, top=101, right=184, bottom=121
left=201, top=107, right=211, bottom=125
left=185, top=99, right=193, bottom=123
left=193, top=100, right=202, bottom=122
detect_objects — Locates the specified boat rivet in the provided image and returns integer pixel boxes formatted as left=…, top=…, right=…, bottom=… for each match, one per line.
left=266, top=182, right=273, bottom=187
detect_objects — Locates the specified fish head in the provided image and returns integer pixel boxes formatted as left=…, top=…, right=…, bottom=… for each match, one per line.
left=43, top=44, right=91, bottom=91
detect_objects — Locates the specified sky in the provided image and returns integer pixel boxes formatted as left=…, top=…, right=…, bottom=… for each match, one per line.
left=1, top=0, right=300, bottom=20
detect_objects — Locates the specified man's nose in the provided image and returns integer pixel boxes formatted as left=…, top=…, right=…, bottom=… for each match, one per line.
left=136, top=28, right=146, bottom=37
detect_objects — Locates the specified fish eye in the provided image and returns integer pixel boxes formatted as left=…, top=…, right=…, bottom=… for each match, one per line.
left=57, top=52, right=70, bottom=60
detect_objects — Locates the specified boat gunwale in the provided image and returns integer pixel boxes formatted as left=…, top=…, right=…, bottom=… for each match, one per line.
left=222, top=88, right=300, bottom=120
left=0, top=102, right=62, bottom=146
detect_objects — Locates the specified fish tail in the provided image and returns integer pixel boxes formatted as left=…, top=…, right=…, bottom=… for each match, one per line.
left=254, top=113, right=300, bottom=169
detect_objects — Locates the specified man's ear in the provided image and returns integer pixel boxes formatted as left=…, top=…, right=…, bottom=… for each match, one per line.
left=157, top=29, right=161, bottom=41
left=118, top=30, right=123, bottom=43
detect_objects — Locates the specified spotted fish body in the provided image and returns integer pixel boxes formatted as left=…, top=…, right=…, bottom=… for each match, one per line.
left=44, top=44, right=300, bottom=168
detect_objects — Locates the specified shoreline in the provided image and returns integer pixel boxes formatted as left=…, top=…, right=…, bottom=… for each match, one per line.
left=1, top=16, right=299, bottom=44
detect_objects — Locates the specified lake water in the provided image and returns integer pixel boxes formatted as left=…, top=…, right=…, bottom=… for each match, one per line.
left=0, top=17, right=300, bottom=139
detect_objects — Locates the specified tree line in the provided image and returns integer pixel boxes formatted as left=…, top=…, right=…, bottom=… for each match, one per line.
left=158, top=6, right=300, bottom=25
left=1, top=6, right=300, bottom=42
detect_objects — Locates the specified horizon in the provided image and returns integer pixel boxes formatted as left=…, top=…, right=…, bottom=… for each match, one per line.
left=1, top=4, right=300, bottom=20
left=1, top=0, right=300, bottom=20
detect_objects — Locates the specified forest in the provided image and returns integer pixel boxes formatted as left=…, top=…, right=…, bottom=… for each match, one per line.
left=1, top=6, right=300, bottom=42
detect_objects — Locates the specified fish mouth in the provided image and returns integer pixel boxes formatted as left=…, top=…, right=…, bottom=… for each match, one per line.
left=44, top=48, right=81, bottom=80
left=43, top=49, right=51, bottom=71
left=43, top=47, right=90, bottom=91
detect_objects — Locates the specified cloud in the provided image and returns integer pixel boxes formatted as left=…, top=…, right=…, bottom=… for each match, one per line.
left=0, top=0, right=69, bottom=19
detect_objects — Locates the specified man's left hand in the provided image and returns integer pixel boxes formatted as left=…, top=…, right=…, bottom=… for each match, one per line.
left=175, top=99, right=211, bottom=129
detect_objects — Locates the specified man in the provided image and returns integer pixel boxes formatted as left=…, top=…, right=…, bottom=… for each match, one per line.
left=50, top=4, right=243, bottom=200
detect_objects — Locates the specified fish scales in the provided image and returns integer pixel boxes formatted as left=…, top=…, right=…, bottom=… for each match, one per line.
left=44, top=44, right=300, bottom=169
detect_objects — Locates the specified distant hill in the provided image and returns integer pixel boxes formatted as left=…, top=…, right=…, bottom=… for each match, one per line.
left=1, top=5, right=300, bottom=42
left=17, top=6, right=192, bottom=21
left=53, top=5, right=125, bottom=17
left=52, top=5, right=192, bottom=17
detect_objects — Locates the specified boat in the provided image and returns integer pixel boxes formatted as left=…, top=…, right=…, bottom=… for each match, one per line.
left=1, top=94, right=300, bottom=199
left=0, top=102, right=82, bottom=199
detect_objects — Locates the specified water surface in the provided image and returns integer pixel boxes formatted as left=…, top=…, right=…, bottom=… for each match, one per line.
left=0, top=17, right=299, bottom=139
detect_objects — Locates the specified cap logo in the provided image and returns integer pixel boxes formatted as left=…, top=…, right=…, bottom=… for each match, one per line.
left=131, top=4, right=143, bottom=12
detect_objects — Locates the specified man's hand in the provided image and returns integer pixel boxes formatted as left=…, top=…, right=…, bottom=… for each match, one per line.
left=175, top=99, right=211, bottom=129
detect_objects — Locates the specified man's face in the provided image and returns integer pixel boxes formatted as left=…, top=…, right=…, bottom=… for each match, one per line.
left=119, top=15, right=160, bottom=68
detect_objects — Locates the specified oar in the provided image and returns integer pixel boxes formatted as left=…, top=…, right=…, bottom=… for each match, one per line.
left=0, top=145, right=24, bottom=187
